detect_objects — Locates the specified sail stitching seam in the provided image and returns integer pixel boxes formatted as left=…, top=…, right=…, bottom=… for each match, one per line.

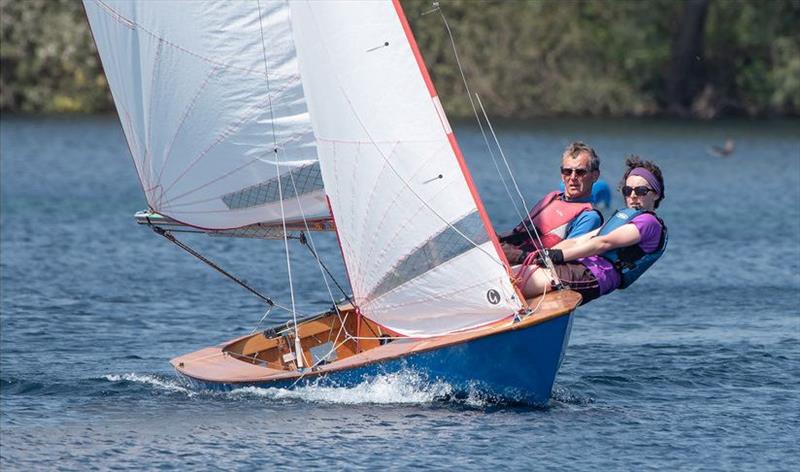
left=158, top=99, right=270, bottom=199
left=302, top=4, right=503, bottom=273
left=119, top=108, right=147, bottom=200
left=360, top=144, right=455, bottom=287
left=152, top=65, right=221, bottom=197
left=142, top=38, right=163, bottom=192
left=159, top=128, right=315, bottom=209
left=92, top=0, right=298, bottom=77
left=352, top=141, right=400, bottom=286
left=155, top=76, right=306, bottom=206
left=365, top=273, right=505, bottom=311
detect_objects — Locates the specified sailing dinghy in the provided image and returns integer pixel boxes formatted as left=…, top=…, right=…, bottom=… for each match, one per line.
left=84, top=0, right=581, bottom=404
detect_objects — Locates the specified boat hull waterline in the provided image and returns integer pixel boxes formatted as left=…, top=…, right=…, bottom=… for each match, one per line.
left=171, top=290, right=580, bottom=404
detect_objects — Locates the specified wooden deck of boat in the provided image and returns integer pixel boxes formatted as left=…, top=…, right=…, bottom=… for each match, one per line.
left=171, top=289, right=581, bottom=384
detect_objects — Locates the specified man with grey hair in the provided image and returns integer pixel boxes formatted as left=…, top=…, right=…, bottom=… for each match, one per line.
left=500, top=142, right=603, bottom=265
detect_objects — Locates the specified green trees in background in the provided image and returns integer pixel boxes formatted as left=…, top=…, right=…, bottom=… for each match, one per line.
left=701, top=0, right=800, bottom=115
left=0, top=0, right=797, bottom=117
left=404, top=0, right=799, bottom=118
left=1, top=0, right=109, bottom=113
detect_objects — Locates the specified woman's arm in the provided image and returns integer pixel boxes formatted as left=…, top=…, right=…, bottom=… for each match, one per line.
left=552, top=227, right=601, bottom=250
left=561, top=224, right=642, bottom=261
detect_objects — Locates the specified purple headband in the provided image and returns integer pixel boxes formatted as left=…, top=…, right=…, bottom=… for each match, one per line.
left=629, top=167, right=662, bottom=197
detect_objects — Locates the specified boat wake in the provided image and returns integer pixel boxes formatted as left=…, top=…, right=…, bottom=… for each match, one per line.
left=550, top=384, right=594, bottom=406
left=230, top=371, right=458, bottom=405
left=103, top=370, right=495, bottom=407
left=103, top=373, right=197, bottom=397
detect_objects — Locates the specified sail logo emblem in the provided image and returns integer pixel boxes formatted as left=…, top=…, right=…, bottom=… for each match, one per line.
left=486, top=289, right=501, bottom=305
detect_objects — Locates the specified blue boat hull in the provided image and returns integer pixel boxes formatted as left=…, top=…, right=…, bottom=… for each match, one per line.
left=178, top=312, right=574, bottom=405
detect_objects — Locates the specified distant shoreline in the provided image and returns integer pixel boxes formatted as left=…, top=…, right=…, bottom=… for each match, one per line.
left=1, top=0, right=798, bottom=118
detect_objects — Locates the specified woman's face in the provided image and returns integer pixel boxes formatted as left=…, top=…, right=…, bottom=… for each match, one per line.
left=623, top=175, right=659, bottom=211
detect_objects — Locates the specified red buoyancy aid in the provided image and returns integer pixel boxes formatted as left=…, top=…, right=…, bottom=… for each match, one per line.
left=511, top=191, right=594, bottom=250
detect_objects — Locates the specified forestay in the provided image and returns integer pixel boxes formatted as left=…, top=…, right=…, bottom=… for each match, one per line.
left=291, top=0, right=522, bottom=336
left=83, top=0, right=329, bottom=229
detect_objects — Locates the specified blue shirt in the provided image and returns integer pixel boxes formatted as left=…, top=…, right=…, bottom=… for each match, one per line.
left=563, top=195, right=603, bottom=239
left=560, top=179, right=612, bottom=209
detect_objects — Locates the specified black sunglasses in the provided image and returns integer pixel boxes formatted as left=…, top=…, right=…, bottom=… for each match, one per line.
left=560, top=167, right=590, bottom=177
left=622, top=186, right=655, bottom=197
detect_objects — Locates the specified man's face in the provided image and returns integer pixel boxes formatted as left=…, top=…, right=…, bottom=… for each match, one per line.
left=560, top=152, right=598, bottom=200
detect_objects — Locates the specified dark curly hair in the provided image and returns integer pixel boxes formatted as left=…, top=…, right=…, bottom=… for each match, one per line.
left=619, top=155, right=665, bottom=209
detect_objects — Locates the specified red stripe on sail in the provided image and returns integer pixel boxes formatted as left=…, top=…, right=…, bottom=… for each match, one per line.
left=392, top=0, right=436, bottom=96
left=391, top=0, right=518, bottom=285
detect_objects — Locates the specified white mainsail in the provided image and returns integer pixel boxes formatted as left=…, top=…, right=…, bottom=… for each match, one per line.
left=83, top=0, right=329, bottom=229
left=291, top=0, right=522, bottom=336
left=86, top=0, right=523, bottom=337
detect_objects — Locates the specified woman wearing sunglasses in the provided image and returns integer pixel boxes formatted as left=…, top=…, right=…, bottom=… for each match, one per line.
left=517, top=156, right=667, bottom=304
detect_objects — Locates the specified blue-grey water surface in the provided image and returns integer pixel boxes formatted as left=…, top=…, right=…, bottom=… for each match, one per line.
left=1, top=116, right=798, bottom=470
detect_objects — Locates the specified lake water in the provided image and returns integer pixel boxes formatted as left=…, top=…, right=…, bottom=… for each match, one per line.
left=1, top=116, right=798, bottom=470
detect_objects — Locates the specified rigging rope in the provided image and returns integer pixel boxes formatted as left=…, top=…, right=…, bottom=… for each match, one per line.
left=425, top=3, right=525, bottom=224
left=476, top=94, right=562, bottom=286
left=285, top=160, right=356, bottom=355
left=257, top=0, right=304, bottom=368
left=281, top=151, right=353, bottom=313
left=298, top=232, right=353, bottom=305
left=152, top=226, right=280, bottom=308
left=250, top=305, right=274, bottom=335
left=429, top=2, right=561, bottom=286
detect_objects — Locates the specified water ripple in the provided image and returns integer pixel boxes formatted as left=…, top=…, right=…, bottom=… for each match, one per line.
left=3, top=117, right=799, bottom=470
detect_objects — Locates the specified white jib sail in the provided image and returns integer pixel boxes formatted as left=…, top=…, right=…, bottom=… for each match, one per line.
left=290, top=0, right=522, bottom=336
left=83, top=0, right=329, bottom=229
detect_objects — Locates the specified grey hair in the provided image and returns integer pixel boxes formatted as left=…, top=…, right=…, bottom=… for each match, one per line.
left=562, top=141, right=600, bottom=172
